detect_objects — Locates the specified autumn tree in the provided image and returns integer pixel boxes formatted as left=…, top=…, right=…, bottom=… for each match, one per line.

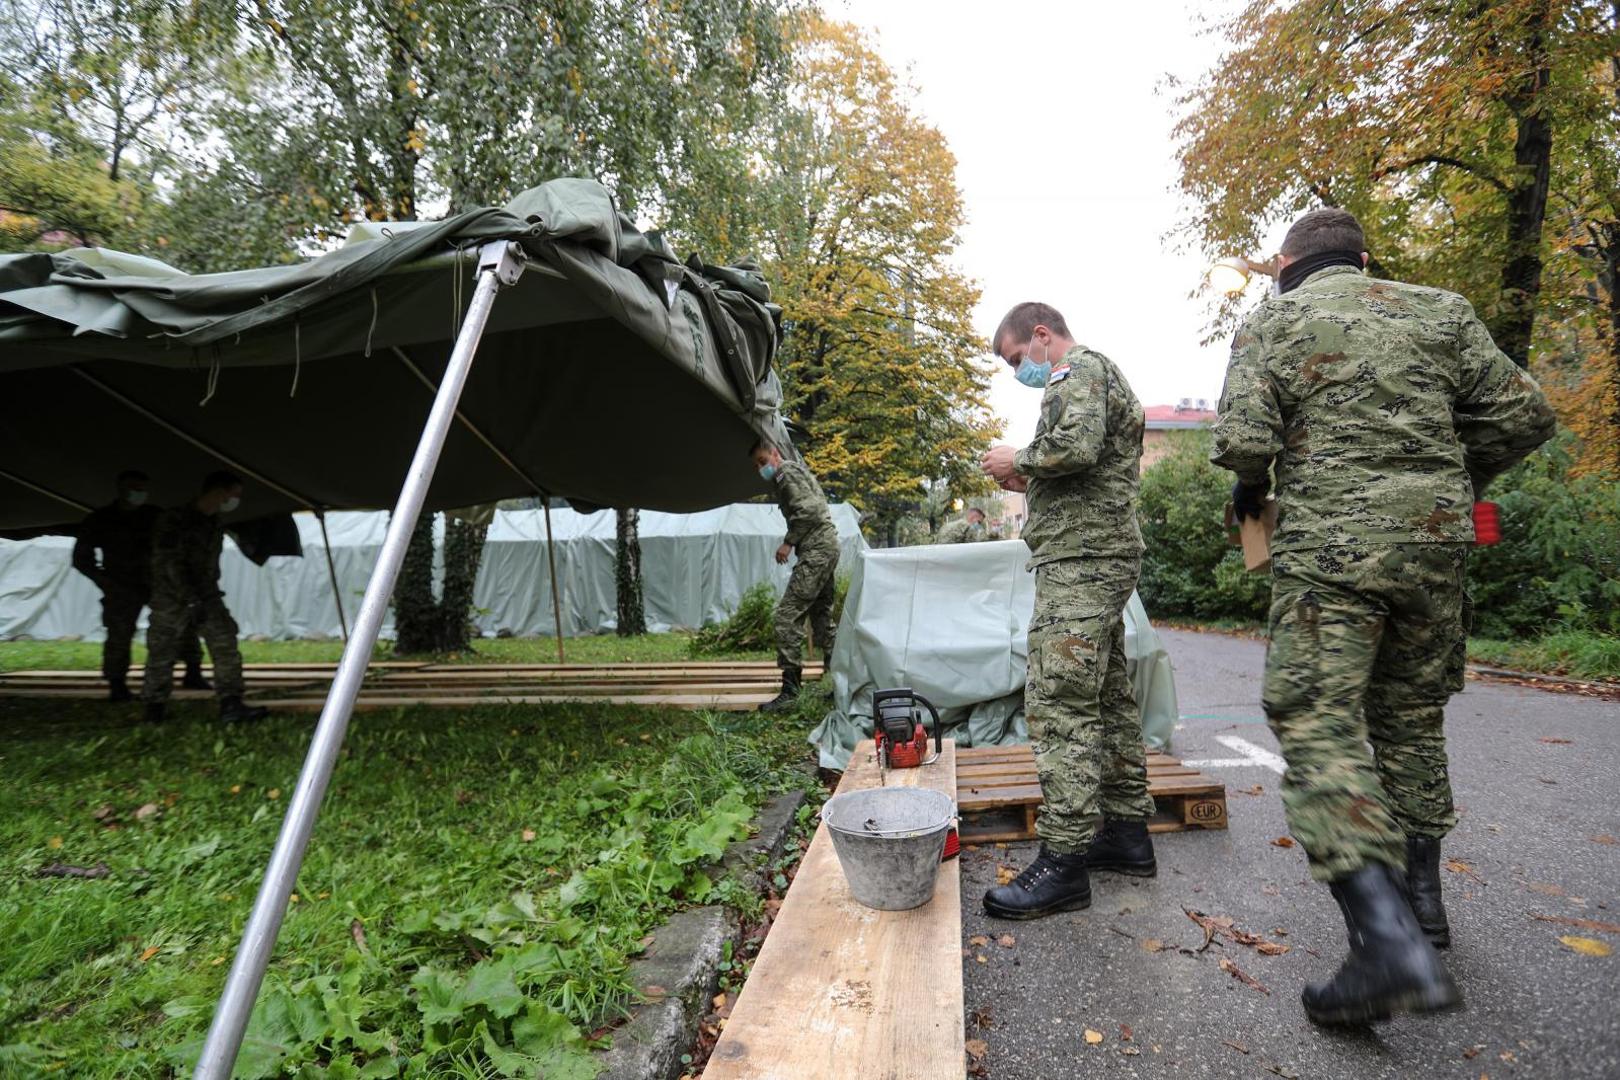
left=746, top=15, right=998, bottom=543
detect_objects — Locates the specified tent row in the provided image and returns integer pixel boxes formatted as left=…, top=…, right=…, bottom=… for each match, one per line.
left=0, top=504, right=867, bottom=642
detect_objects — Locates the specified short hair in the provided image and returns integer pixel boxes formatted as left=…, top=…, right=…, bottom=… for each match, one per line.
left=992, top=302, right=1071, bottom=356
left=116, top=469, right=148, bottom=486
left=966, top=506, right=985, bottom=520
left=1281, top=208, right=1366, bottom=258
left=750, top=439, right=777, bottom=457
left=202, top=469, right=243, bottom=493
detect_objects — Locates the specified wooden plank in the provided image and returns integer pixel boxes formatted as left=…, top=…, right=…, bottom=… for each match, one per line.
left=249, top=692, right=775, bottom=712
left=704, top=740, right=963, bottom=1080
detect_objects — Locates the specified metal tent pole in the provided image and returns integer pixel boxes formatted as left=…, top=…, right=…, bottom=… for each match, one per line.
left=314, top=509, right=350, bottom=642
left=543, top=498, right=565, bottom=663
left=193, top=241, right=527, bottom=1080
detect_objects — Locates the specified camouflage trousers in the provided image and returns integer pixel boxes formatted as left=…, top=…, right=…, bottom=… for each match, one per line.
left=101, top=585, right=203, bottom=682
left=776, top=534, right=839, bottom=671
left=144, top=594, right=245, bottom=703
left=1264, top=544, right=1468, bottom=881
left=1027, top=556, right=1154, bottom=853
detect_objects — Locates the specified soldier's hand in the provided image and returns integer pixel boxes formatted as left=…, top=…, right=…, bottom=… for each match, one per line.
left=1000, top=474, right=1029, bottom=493
left=775, top=543, right=792, bottom=565
left=1231, top=480, right=1270, bottom=522
left=980, top=445, right=1018, bottom=484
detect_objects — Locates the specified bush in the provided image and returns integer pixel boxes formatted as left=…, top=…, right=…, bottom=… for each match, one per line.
left=689, top=573, right=852, bottom=658
left=1137, top=431, right=1270, bottom=622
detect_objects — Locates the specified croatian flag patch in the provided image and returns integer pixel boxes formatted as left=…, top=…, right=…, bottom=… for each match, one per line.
left=1049, top=364, right=1071, bottom=383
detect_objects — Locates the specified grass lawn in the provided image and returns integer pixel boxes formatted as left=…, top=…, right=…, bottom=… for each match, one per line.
left=0, top=633, right=772, bottom=673
left=0, top=689, right=821, bottom=1078
left=1467, top=630, right=1620, bottom=682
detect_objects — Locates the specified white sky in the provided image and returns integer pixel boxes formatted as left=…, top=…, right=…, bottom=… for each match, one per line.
left=835, top=0, right=1263, bottom=447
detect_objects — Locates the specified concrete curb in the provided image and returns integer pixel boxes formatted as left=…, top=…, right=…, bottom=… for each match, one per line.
left=1469, top=666, right=1620, bottom=698
left=596, top=789, right=808, bottom=1080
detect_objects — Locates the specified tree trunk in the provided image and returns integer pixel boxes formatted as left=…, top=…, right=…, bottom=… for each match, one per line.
left=1495, top=2, right=1555, bottom=368
left=439, top=516, right=489, bottom=650
left=615, top=507, right=646, bottom=636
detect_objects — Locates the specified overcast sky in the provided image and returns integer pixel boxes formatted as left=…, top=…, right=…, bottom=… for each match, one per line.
left=834, top=0, right=1265, bottom=447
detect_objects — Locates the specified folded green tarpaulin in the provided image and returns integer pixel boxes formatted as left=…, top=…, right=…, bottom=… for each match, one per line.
left=0, top=178, right=792, bottom=530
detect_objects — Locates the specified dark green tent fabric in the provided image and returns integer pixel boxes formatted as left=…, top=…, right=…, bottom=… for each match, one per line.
left=0, top=179, right=791, bottom=531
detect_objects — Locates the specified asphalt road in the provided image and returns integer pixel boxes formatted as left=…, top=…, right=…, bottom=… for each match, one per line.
left=961, top=628, right=1620, bottom=1080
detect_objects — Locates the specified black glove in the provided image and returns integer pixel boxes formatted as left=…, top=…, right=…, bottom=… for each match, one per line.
left=1231, top=480, right=1270, bottom=522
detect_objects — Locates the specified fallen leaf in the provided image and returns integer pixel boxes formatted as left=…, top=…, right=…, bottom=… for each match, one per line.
left=1140, top=938, right=1167, bottom=953
left=713, top=993, right=727, bottom=1010
left=1462, top=1045, right=1484, bottom=1060
left=1256, top=941, right=1291, bottom=955
left=1591, top=835, right=1617, bottom=846
left=92, top=804, right=114, bottom=821
left=1119, top=1046, right=1141, bottom=1056
left=968, top=935, right=989, bottom=947
left=997, top=934, right=1016, bottom=948
left=1559, top=935, right=1613, bottom=957
left=229, top=784, right=241, bottom=795
left=1531, top=913, right=1620, bottom=935
left=211, top=956, right=226, bottom=965
left=1539, top=737, right=1572, bottom=744
left=642, top=984, right=669, bottom=1001
left=1222, top=1039, right=1250, bottom=1054
left=970, top=1005, right=995, bottom=1030
left=139, top=946, right=159, bottom=962
left=1265, top=1066, right=1300, bottom=1080
left=350, top=919, right=369, bottom=955
left=965, top=1038, right=988, bottom=1062
left=1084, top=1029, right=1104, bottom=1045
left=1270, top=836, right=1295, bottom=848
left=975, top=954, right=988, bottom=964
left=47, top=836, right=62, bottom=849
left=1219, top=957, right=1270, bottom=994
left=1500, top=1050, right=1517, bottom=1063
left=995, top=865, right=1017, bottom=885
left=1445, top=858, right=1487, bottom=886
left=521, top=829, right=536, bottom=842
left=1119, top=1024, right=1133, bottom=1042
left=35, top=862, right=110, bottom=879
left=1234, top=784, right=1265, bottom=796
left=1526, top=882, right=1565, bottom=897
left=267, top=788, right=280, bottom=800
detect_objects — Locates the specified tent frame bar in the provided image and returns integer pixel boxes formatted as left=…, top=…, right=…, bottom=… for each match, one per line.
left=0, top=467, right=92, bottom=514
left=314, top=509, right=350, bottom=641
left=69, top=365, right=319, bottom=510
left=193, top=240, right=528, bottom=1080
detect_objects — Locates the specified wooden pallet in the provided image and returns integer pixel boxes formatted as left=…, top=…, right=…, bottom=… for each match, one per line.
left=956, top=744, right=1227, bottom=844
left=704, top=740, right=963, bottom=1079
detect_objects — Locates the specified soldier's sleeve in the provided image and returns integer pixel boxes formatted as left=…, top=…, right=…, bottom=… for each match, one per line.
left=71, top=514, right=102, bottom=583
left=1013, top=361, right=1107, bottom=478
left=1453, top=305, right=1557, bottom=495
left=778, top=469, right=806, bottom=547
left=1209, top=317, right=1282, bottom=487
left=150, top=513, right=188, bottom=598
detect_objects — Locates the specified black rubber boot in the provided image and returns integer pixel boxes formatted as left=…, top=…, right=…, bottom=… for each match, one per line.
left=1302, top=863, right=1462, bottom=1026
left=143, top=702, right=166, bottom=724
left=1085, top=817, right=1157, bottom=876
left=982, top=845, right=1091, bottom=920
left=220, top=696, right=269, bottom=724
left=1405, top=835, right=1451, bottom=949
left=108, top=676, right=133, bottom=703
left=759, top=668, right=802, bottom=713
left=181, top=668, right=213, bottom=691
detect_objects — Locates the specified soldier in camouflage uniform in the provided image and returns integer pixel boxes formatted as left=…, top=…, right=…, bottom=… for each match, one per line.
left=73, top=469, right=207, bottom=701
left=937, top=507, right=988, bottom=544
left=979, top=301, right=1158, bottom=920
left=751, top=441, right=840, bottom=712
left=1213, top=208, right=1555, bottom=1025
left=143, top=471, right=269, bottom=724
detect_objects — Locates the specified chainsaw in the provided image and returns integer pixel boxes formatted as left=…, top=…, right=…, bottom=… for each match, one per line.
left=871, top=687, right=958, bottom=861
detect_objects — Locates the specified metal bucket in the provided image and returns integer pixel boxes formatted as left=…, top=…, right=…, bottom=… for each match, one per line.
left=821, top=787, right=956, bottom=910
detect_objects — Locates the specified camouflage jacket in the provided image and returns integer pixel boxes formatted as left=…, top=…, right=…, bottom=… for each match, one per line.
left=773, top=461, right=837, bottom=551
left=1014, top=345, right=1146, bottom=565
left=1210, top=266, right=1556, bottom=551
left=72, top=503, right=162, bottom=592
left=938, top=518, right=985, bottom=544
left=150, top=505, right=227, bottom=603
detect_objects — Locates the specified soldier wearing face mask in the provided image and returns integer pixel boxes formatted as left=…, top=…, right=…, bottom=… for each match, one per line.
left=72, top=469, right=208, bottom=701
left=979, top=302, right=1154, bottom=920
left=142, top=470, right=267, bottom=724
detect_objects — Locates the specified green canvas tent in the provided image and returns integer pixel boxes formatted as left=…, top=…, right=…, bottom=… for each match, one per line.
left=0, top=177, right=790, bottom=529
left=0, top=178, right=792, bottom=1077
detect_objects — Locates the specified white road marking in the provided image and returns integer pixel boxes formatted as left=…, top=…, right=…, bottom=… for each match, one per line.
left=1182, top=734, right=1287, bottom=775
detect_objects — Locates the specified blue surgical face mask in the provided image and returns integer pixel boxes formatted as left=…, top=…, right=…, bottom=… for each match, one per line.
left=758, top=464, right=777, bottom=482
left=1014, top=339, right=1051, bottom=388
left=124, top=490, right=148, bottom=507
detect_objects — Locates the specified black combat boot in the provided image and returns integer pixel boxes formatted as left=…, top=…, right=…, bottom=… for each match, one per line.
left=1302, top=863, right=1461, bottom=1026
left=181, top=667, right=213, bottom=691
left=108, top=676, right=133, bottom=703
left=143, top=702, right=166, bottom=724
left=220, top=696, right=269, bottom=723
left=1405, top=835, right=1451, bottom=949
left=759, top=668, right=802, bottom=713
left=1085, top=817, right=1157, bottom=876
left=982, top=845, right=1091, bottom=920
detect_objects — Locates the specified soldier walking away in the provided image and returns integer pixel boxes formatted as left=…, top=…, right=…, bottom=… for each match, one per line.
left=1212, top=208, right=1556, bottom=1025
left=979, top=302, right=1158, bottom=920
left=751, top=441, right=840, bottom=713
left=72, top=469, right=208, bottom=701
left=142, top=471, right=269, bottom=724
left=937, top=507, right=988, bottom=544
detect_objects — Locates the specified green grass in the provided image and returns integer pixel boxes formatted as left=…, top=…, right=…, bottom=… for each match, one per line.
left=0, top=633, right=771, bottom=673
left=1467, top=630, right=1620, bottom=682
left=0, top=689, right=822, bottom=1078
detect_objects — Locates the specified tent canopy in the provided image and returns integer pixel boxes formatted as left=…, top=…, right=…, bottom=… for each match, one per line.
left=0, top=178, right=790, bottom=531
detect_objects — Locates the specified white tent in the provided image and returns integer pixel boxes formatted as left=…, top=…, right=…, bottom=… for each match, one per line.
left=0, top=504, right=866, bottom=642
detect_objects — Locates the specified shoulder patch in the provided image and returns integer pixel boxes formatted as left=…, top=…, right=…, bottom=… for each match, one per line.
left=1048, top=364, right=1071, bottom=384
